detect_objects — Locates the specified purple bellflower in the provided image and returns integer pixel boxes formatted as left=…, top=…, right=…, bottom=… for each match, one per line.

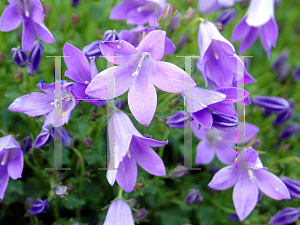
left=29, top=198, right=49, bottom=215
left=0, top=135, right=24, bottom=199
left=119, top=25, right=176, bottom=55
left=86, top=30, right=196, bottom=126
left=197, top=21, right=255, bottom=88
left=0, top=0, right=55, bottom=51
left=278, top=124, right=299, bottom=139
left=214, top=8, right=237, bottom=28
left=269, top=207, right=300, bottom=225
left=209, top=147, right=290, bottom=221
left=165, top=110, right=192, bottom=129
left=106, top=111, right=167, bottom=192
left=193, top=121, right=259, bottom=165
left=104, top=199, right=134, bottom=225
left=231, top=0, right=278, bottom=58
left=252, top=96, right=290, bottom=113
left=198, top=0, right=241, bottom=14
left=186, top=189, right=203, bottom=204
left=8, top=80, right=76, bottom=128
left=280, top=177, right=300, bottom=199
left=63, top=42, right=106, bottom=107
left=110, top=0, right=166, bottom=27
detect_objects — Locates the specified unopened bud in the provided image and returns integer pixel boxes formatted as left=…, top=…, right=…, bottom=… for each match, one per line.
left=12, top=46, right=27, bottom=67
left=161, top=3, right=173, bottom=22
left=168, top=12, right=181, bottom=33
left=271, top=51, right=289, bottom=70
left=171, top=165, right=188, bottom=178
left=22, top=136, right=32, bottom=153
left=293, top=65, right=300, bottom=82
left=186, top=189, right=203, bottom=205
left=184, top=7, right=194, bottom=21
left=103, top=30, right=120, bottom=42
left=276, top=64, right=291, bottom=79
left=166, top=110, right=191, bottom=129
left=83, top=137, right=93, bottom=148
left=27, top=41, right=44, bottom=74
left=176, top=33, right=188, bottom=50
left=135, top=208, right=148, bottom=221
left=71, top=14, right=79, bottom=26
left=212, top=113, right=239, bottom=131
left=115, top=98, right=125, bottom=110
left=214, top=9, right=237, bottom=27
left=72, top=0, right=80, bottom=6
left=278, top=123, right=299, bottom=139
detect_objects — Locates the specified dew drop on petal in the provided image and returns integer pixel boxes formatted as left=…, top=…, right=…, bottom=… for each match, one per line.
left=117, top=45, right=121, bottom=49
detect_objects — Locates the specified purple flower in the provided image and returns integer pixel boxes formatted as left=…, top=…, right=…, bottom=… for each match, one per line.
left=168, top=12, right=181, bottom=33
left=274, top=107, right=293, bottom=127
left=214, top=8, right=237, bottom=27
left=120, top=25, right=176, bottom=55
left=29, top=198, right=49, bottom=215
left=209, top=147, right=290, bottom=221
left=171, top=165, right=188, bottom=178
left=0, top=0, right=55, bottom=51
left=211, top=112, right=239, bottom=131
left=166, top=110, right=191, bottom=129
left=27, top=41, right=43, bottom=74
left=110, top=0, right=166, bottom=27
left=193, top=121, right=259, bottom=165
left=271, top=51, right=289, bottom=70
left=135, top=208, right=148, bottom=221
left=197, top=21, right=254, bottom=88
left=12, top=46, right=27, bottom=67
left=106, top=111, right=167, bottom=192
left=231, top=0, right=278, bottom=58
left=281, top=177, right=300, bottom=199
left=269, top=207, right=300, bottom=225
left=55, top=185, right=68, bottom=198
left=8, top=80, right=76, bottom=128
left=64, top=42, right=106, bottom=107
left=278, top=124, right=299, bottom=139
left=86, top=30, right=195, bottom=126
left=198, top=0, right=241, bottom=14
left=104, top=199, right=134, bottom=225
left=0, top=135, right=24, bottom=199
left=186, top=189, right=203, bottom=204
left=72, top=0, right=80, bottom=7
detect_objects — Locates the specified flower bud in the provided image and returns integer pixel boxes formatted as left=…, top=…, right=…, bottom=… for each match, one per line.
left=252, top=96, right=290, bottom=113
left=27, top=41, right=44, bottom=74
left=11, top=46, right=27, bottom=67
left=278, top=124, right=299, bottom=139
left=252, top=139, right=261, bottom=148
left=29, top=199, right=49, bottom=215
left=214, top=9, right=237, bottom=27
left=82, top=40, right=102, bottom=58
left=161, top=3, right=173, bottom=22
left=274, top=108, right=293, bottom=127
left=176, top=33, right=188, bottom=49
left=115, top=98, right=125, bottom=111
left=33, top=128, right=54, bottom=149
left=269, top=207, right=300, bottom=225
left=103, top=29, right=120, bottom=42
left=185, top=189, right=203, bottom=205
left=184, top=7, right=195, bottom=21
left=208, top=163, right=219, bottom=175
left=271, top=51, right=289, bottom=70
left=229, top=214, right=239, bottom=222
left=171, top=165, right=188, bottom=178
left=55, top=185, right=68, bottom=198
left=22, top=136, right=32, bottom=153
left=83, top=137, right=93, bottom=148
left=293, top=65, right=300, bottom=82
left=276, top=64, right=291, bottom=79
left=212, top=113, right=239, bottom=131
left=71, top=14, right=79, bottom=26
left=288, top=98, right=295, bottom=109
left=166, top=110, right=191, bottom=129
left=72, top=0, right=80, bottom=6
left=135, top=208, right=148, bottom=221
left=168, top=12, right=181, bottom=33
left=280, top=177, right=300, bottom=199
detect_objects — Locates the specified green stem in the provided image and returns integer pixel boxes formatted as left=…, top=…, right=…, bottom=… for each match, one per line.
left=211, top=200, right=236, bottom=214
left=118, top=187, right=124, bottom=199
left=72, top=148, right=85, bottom=193
left=158, top=126, right=169, bottom=158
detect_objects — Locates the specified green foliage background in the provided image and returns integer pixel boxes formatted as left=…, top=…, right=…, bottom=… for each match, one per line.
left=0, top=0, right=300, bottom=224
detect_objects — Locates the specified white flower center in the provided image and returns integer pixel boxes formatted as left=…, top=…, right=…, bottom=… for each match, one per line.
left=130, top=52, right=151, bottom=77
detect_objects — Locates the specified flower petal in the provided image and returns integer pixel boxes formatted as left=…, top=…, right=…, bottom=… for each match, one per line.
left=100, top=40, right=138, bottom=65
left=239, top=27, right=259, bottom=55
left=0, top=166, right=9, bottom=200
left=63, top=43, right=91, bottom=83
left=208, top=165, right=240, bottom=190
left=104, top=199, right=135, bottom=225
left=22, top=19, right=36, bottom=51
left=130, top=137, right=166, bottom=176
left=128, top=66, right=157, bottom=126
left=192, top=108, right=213, bottom=129
left=32, top=7, right=45, bottom=23
left=0, top=4, right=22, bottom=32
left=255, top=169, right=290, bottom=200
left=35, top=22, right=55, bottom=43
left=138, top=30, right=165, bottom=61
left=192, top=120, right=208, bottom=140
left=153, top=61, right=196, bottom=93
left=134, top=136, right=168, bottom=147
left=7, top=148, right=23, bottom=179
left=116, top=155, right=138, bottom=193
left=86, top=66, right=134, bottom=99
left=195, top=139, right=216, bottom=165
left=233, top=171, right=258, bottom=221
left=8, top=93, right=53, bottom=117
left=109, top=1, right=142, bottom=20
left=215, top=142, right=236, bottom=164
left=231, top=17, right=250, bottom=42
